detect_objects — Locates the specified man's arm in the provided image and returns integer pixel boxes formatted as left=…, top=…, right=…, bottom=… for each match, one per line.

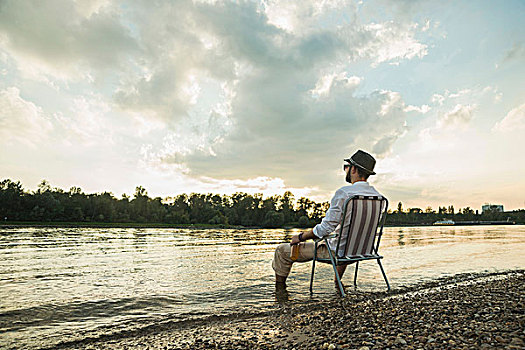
left=290, top=189, right=346, bottom=245
left=290, top=229, right=315, bottom=245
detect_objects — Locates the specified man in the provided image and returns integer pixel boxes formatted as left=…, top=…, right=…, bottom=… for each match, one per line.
left=272, top=150, right=383, bottom=286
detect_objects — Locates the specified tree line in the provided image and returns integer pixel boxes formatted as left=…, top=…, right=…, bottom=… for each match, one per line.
left=0, top=179, right=328, bottom=228
left=386, top=202, right=524, bottom=225
left=1, top=179, right=523, bottom=227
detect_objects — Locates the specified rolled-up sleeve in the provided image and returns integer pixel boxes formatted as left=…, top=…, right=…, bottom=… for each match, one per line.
left=313, top=189, right=346, bottom=239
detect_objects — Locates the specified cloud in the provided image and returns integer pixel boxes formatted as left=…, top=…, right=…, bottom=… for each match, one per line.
left=197, top=176, right=318, bottom=199
left=111, top=0, right=428, bottom=122
left=501, top=42, right=525, bottom=64
left=0, top=87, right=53, bottom=146
left=1, top=0, right=429, bottom=122
left=53, top=94, right=113, bottom=145
left=143, top=81, right=413, bottom=194
left=358, top=22, right=428, bottom=65
left=372, top=121, right=409, bottom=157
left=0, top=0, right=139, bottom=81
left=431, top=93, right=445, bottom=105
left=263, top=0, right=351, bottom=34
left=492, top=103, right=525, bottom=133
left=404, top=104, right=430, bottom=113
left=377, top=90, right=430, bottom=116
left=428, top=87, right=502, bottom=130
left=438, top=104, right=476, bottom=126
left=104, top=0, right=430, bottom=194
left=0, top=0, right=433, bottom=197
left=310, top=72, right=362, bottom=98
left=425, top=86, right=504, bottom=133
left=378, top=90, right=411, bottom=116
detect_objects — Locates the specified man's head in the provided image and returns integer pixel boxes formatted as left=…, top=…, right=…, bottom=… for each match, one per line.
left=343, top=150, right=376, bottom=183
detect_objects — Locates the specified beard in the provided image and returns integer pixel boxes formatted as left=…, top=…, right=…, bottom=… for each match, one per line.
left=345, top=169, right=352, bottom=183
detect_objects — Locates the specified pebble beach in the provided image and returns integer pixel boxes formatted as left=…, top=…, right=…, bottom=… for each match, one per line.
left=52, top=270, right=524, bottom=350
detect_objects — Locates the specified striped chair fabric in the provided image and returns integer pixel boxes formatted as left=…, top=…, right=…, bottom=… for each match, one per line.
left=339, top=196, right=385, bottom=259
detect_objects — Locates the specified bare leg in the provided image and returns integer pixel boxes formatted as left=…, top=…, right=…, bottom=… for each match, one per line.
left=276, top=274, right=287, bottom=285
left=336, top=265, right=347, bottom=280
left=275, top=275, right=289, bottom=303
left=332, top=265, right=347, bottom=292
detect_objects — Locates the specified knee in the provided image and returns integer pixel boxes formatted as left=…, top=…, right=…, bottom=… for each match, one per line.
left=274, top=243, right=291, bottom=260
left=276, top=243, right=288, bottom=254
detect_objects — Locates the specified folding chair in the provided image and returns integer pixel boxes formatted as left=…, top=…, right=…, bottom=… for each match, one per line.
left=309, top=195, right=389, bottom=297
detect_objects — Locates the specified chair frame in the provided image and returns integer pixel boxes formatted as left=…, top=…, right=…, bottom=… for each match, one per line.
left=309, top=195, right=390, bottom=297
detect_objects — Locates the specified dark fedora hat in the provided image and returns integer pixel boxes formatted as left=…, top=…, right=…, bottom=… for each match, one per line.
left=344, top=150, right=376, bottom=175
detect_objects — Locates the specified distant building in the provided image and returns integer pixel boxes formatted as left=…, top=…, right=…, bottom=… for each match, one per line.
left=482, top=204, right=504, bottom=213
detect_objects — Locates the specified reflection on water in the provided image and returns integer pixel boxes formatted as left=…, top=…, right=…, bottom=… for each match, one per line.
left=0, top=225, right=524, bottom=349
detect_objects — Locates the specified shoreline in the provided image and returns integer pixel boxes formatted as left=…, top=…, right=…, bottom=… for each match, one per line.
left=2, top=221, right=523, bottom=230
left=48, top=269, right=524, bottom=350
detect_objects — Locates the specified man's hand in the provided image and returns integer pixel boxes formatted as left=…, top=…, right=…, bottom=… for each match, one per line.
left=291, top=229, right=315, bottom=245
left=290, top=234, right=301, bottom=246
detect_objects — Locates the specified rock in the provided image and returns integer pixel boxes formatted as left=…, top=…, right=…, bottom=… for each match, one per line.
left=328, top=344, right=336, bottom=350
left=394, top=337, right=407, bottom=345
left=358, top=347, right=370, bottom=350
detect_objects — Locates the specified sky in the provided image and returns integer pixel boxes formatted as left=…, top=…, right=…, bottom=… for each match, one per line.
left=0, top=0, right=524, bottom=211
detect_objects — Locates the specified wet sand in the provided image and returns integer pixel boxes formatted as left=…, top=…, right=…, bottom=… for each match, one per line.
left=53, top=270, right=524, bottom=350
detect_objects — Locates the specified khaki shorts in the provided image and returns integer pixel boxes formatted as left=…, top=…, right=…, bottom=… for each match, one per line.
left=272, top=241, right=331, bottom=277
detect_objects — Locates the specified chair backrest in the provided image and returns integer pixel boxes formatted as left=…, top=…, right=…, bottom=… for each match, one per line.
left=335, top=195, right=388, bottom=258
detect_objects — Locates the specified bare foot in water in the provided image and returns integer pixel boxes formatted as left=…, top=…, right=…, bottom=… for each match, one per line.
left=275, top=282, right=289, bottom=303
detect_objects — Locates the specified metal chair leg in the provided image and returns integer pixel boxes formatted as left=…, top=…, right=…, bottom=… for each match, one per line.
left=309, top=258, right=316, bottom=294
left=354, top=261, right=359, bottom=287
left=331, top=261, right=345, bottom=297
left=326, top=248, right=345, bottom=297
left=309, top=244, right=317, bottom=294
left=377, top=259, right=390, bottom=291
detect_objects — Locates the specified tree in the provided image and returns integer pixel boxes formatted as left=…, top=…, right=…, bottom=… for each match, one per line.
left=69, top=187, right=83, bottom=195
left=297, top=197, right=314, bottom=219
left=311, top=202, right=329, bottom=223
left=280, top=191, right=295, bottom=223
left=397, top=202, right=403, bottom=213
left=0, top=179, right=25, bottom=220
left=37, top=180, right=51, bottom=194
left=209, top=212, right=228, bottom=225
left=461, top=207, right=474, bottom=215
left=263, top=211, right=284, bottom=228
left=297, top=216, right=310, bottom=228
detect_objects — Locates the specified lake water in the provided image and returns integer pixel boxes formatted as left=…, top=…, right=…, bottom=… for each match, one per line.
left=1, top=225, right=524, bottom=349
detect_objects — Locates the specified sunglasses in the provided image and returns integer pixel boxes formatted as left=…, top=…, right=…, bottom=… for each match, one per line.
left=343, top=158, right=357, bottom=171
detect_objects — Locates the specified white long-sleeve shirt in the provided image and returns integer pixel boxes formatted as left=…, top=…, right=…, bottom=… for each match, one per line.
left=313, top=181, right=383, bottom=256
